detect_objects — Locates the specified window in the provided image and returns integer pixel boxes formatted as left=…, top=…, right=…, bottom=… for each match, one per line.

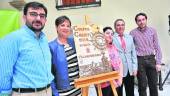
left=56, top=0, right=101, bottom=10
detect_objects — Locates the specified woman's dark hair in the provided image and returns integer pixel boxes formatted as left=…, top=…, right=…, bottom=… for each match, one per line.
left=135, top=12, right=147, bottom=22
left=103, top=26, right=113, bottom=33
left=23, top=2, right=47, bottom=17
left=55, top=16, right=71, bottom=27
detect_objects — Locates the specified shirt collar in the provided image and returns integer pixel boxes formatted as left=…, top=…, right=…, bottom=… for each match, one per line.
left=22, top=25, right=45, bottom=39
left=115, top=32, right=126, bottom=37
left=137, top=26, right=148, bottom=32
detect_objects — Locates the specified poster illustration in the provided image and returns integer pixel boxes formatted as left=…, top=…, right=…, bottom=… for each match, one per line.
left=72, top=24, right=112, bottom=77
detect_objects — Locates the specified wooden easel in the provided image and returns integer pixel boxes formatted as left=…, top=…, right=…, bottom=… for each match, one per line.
left=74, top=71, right=119, bottom=96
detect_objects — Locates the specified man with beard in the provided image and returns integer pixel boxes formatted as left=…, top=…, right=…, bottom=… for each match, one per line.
left=0, top=2, right=53, bottom=96
left=130, top=13, right=162, bottom=96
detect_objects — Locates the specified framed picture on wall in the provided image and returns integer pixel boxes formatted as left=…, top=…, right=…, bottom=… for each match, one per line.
left=56, top=0, right=101, bottom=10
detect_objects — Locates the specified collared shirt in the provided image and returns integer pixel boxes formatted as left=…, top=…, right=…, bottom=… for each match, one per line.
left=130, top=26, right=162, bottom=64
left=113, top=33, right=138, bottom=77
left=0, top=25, right=54, bottom=94
left=101, top=44, right=122, bottom=88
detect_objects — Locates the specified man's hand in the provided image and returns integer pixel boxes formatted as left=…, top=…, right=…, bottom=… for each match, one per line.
left=156, top=64, right=161, bottom=72
left=133, top=70, right=138, bottom=76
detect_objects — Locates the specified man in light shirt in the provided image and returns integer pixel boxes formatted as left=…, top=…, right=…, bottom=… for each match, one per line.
left=0, top=2, right=53, bottom=96
left=113, top=19, right=138, bottom=96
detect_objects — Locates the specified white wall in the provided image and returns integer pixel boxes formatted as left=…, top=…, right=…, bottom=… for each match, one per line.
left=1, top=0, right=170, bottom=64
left=44, top=0, right=170, bottom=64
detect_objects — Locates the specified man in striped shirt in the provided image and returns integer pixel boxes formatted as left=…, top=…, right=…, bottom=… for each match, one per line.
left=130, top=12, right=162, bottom=96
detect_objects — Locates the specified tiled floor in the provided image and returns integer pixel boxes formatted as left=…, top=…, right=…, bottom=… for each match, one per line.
left=88, top=83, right=170, bottom=96
left=89, top=66, right=170, bottom=96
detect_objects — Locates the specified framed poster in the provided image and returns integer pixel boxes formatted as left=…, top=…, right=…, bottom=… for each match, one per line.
left=72, top=24, right=112, bottom=77
left=56, top=0, right=101, bottom=10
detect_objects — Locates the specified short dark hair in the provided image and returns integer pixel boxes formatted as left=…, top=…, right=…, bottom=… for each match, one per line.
left=103, top=26, right=113, bottom=33
left=23, top=2, right=47, bottom=17
left=55, top=16, right=71, bottom=27
left=135, top=12, right=147, bottom=22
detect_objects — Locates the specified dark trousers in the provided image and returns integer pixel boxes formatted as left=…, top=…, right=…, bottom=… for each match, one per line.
left=117, top=72, right=134, bottom=96
left=96, top=85, right=120, bottom=96
left=137, top=55, right=158, bottom=96
left=101, top=85, right=114, bottom=96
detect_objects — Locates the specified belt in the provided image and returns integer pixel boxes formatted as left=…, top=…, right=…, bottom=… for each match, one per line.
left=12, top=84, right=50, bottom=93
left=137, top=55, right=155, bottom=59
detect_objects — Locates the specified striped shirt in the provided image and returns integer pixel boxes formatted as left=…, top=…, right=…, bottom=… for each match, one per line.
left=58, top=45, right=81, bottom=96
left=130, top=26, right=162, bottom=64
left=0, top=25, right=54, bottom=94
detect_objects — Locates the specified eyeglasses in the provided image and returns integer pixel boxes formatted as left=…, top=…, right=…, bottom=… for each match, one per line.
left=28, top=12, right=46, bottom=19
left=105, top=31, right=113, bottom=36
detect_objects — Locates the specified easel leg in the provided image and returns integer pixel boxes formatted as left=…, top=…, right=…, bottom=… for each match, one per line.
left=96, top=84, right=103, bottom=96
left=109, top=80, right=118, bottom=96
left=82, top=86, right=89, bottom=96
left=162, top=70, right=170, bottom=86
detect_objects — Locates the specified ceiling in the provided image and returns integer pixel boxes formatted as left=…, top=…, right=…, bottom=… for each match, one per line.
left=0, top=0, right=45, bottom=11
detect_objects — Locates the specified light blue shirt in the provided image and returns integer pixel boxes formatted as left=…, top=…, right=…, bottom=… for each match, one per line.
left=0, top=25, right=54, bottom=94
left=113, top=33, right=138, bottom=77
